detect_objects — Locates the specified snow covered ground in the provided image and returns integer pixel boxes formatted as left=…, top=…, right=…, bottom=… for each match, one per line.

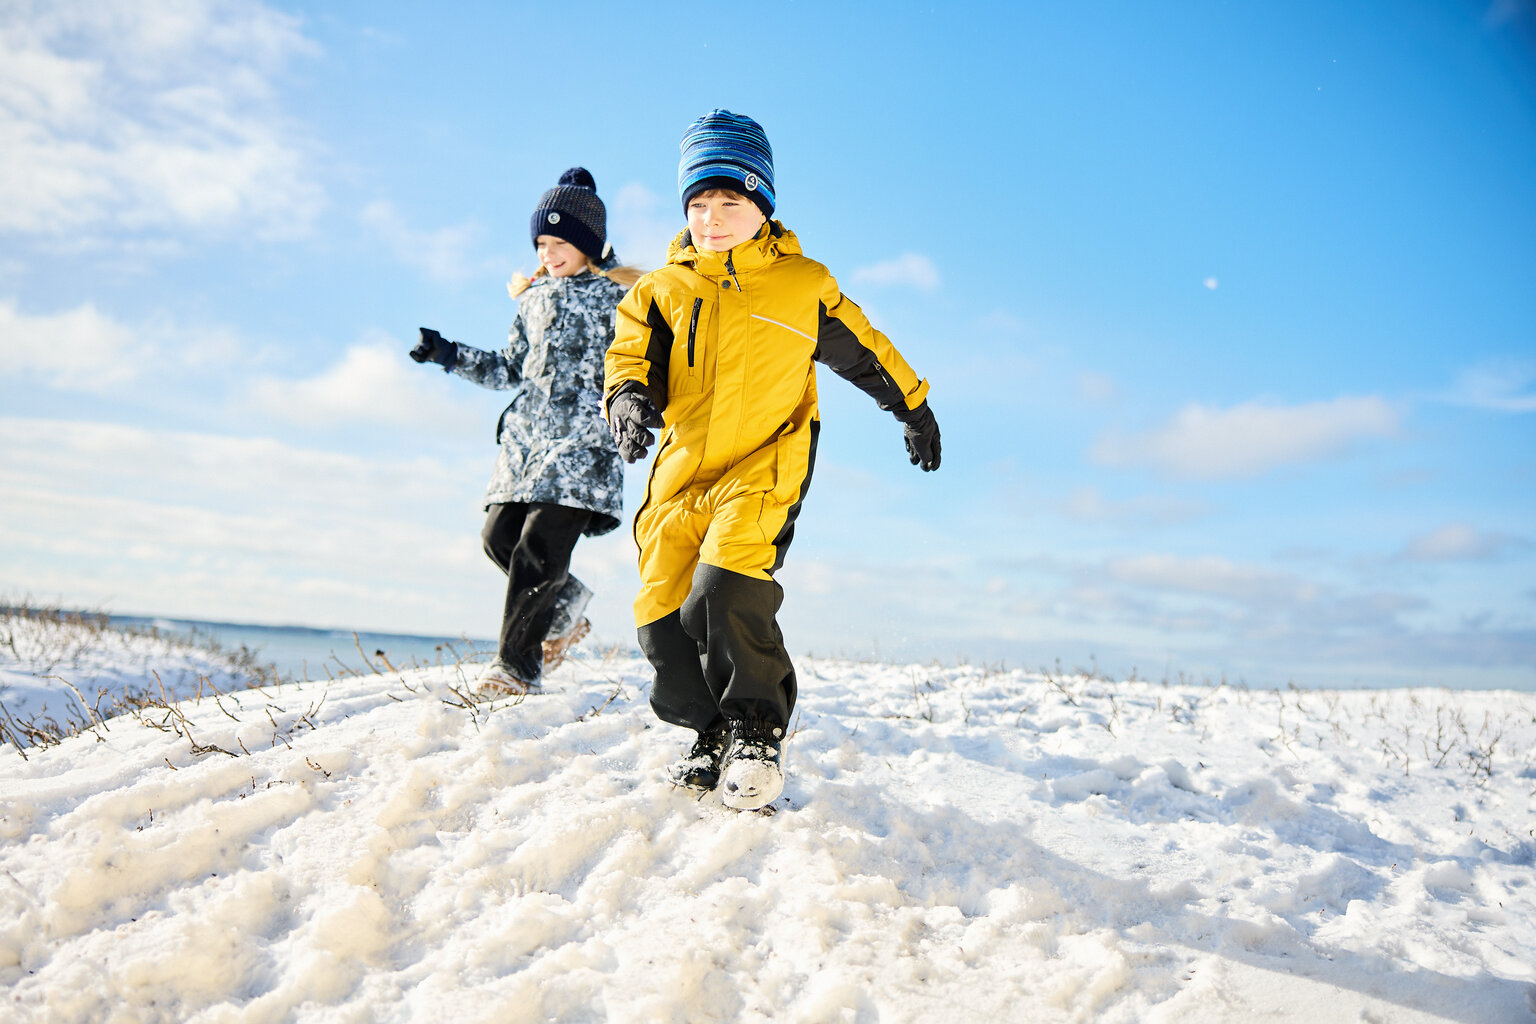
left=3, top=632, right=1535, bottom=1022
left=1, top=609, right=271, bottom=737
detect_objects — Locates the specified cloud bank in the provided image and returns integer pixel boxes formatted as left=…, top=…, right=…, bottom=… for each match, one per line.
left=1398, top=523, right=1528, bottom=563
left=1093, top=396, right=1400, bottom=478
left=0, top=0, right=323, bottom=243
left=851, top=253, right=941, bottom=292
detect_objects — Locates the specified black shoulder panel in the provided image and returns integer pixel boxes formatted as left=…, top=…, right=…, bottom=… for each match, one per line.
left=644, top=298, right=674, bottom=411
left=815, top=301, right=906, bottom=411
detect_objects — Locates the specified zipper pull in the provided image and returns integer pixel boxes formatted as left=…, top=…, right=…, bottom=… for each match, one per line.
left=725, top=252, right=742, bottom=292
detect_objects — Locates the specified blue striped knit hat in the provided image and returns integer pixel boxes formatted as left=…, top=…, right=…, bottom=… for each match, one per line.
left=678, top=109, right=775, bottom=218
left=530, top=167, right=607, bottom=260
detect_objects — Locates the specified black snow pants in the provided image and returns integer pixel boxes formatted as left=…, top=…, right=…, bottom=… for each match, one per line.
left=638, top=564, right=798, bottom=734
left=481, top=501, right=590, bottom=682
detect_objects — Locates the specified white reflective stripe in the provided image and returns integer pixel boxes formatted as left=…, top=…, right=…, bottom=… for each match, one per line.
left=750, top=313, right=815, bottom=343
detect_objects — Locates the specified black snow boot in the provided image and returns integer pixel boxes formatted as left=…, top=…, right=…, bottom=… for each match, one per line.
left=719, top=719, right=785, bottom=810
left=666, top=726, right=728, bottom=791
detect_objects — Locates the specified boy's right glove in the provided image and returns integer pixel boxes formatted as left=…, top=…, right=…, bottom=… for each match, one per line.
left=894, top=401, right=942, bottom=471
left=608, top=388, right=665, bottom=463
left=409, top=327, right=458, bottom=370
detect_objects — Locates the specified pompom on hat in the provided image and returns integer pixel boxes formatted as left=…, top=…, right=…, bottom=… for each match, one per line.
left=678, top=109, right=775, bottom=219
left=529, top=167, right=608, bottom=260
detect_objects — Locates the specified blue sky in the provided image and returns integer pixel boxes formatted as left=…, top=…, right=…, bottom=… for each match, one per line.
left=2, top=0, right=1533, bottom=689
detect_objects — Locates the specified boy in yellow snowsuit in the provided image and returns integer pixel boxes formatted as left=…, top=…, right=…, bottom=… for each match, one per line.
left=604, top=110, right=941, bottom=810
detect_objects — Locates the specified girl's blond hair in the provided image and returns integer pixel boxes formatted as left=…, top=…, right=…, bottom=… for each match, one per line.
left=507, top=256, right=644, bottom=298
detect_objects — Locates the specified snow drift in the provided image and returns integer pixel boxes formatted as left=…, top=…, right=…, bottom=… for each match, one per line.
left=2, top=638, right=1534, bottom=1022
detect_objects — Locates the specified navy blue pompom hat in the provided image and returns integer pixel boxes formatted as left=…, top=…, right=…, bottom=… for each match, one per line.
left=529, top=167, right=608, bottom=260
left=678, top=109, right=775, bottom=219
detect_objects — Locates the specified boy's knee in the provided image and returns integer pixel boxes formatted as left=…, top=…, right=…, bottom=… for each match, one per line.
left=678, top=582, right=708, bottom=643
left=640, top=610, right=703, bottom=665
left=686, top=564, right=783, bottom=623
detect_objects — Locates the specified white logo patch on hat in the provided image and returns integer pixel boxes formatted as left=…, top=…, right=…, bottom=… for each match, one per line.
left=548, top=212, right=561, bottom=224
left=744, top=173, right=759, bottom=192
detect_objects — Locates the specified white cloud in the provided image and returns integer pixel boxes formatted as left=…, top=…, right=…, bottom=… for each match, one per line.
left=1, top=298, right=501, bottom=460
left=1106, top=553, right=1320, bottom=605
left=0, top=405, right=565, bottom=636
left=1061, top=487, right=1206, bottom=527
left=0, top=0, right=324, bottom=242
left=0, top=415, right=638, bottom=638
left=851, top=253, right=941, bottom=292
left=1092, top=396, right=1400, bottom=479
left=1399, top=523, right=1527, bottom=563
left=607, top=182, right=678, bottom=273
left=0, top=481, right=494, bottom=636
left=0, top=415, right=479, bottom=515
left=1444, top=359, right=1536, bottom=413
left=0, top=297, right=149, bottom=390
left=359, top=201, right=498, bottom=283
left=0, top=297, right=272, bottom=393
left=248, top=334, right=485, bottom=432
left=1203, top=277, right=1219, bottom=290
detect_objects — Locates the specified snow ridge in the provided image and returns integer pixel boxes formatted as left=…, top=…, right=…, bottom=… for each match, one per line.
left=3, top=654, right=1534, bottom=1023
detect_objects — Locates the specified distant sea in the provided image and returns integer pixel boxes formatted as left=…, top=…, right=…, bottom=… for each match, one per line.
left=110, top=615, right=497, bottom=683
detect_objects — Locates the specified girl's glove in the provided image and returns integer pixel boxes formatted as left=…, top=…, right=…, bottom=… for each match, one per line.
left=894, top=401, right=941, bottom=471
left=409, top=327, right=459, bottom=370
left=608, top=388, right=664, bottom=463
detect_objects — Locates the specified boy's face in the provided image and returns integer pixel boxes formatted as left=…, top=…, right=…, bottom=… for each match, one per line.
left=536, top=235, right=588, bottom=277
left=687, top=190, right=766, bottom=252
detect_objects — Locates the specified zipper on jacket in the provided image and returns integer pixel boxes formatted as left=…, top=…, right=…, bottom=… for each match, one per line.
left=724, top=252, right=742, bottom=292
left=687, top=297, right=702, bottom=368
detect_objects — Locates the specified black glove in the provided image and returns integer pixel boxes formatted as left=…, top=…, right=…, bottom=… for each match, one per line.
left=894, top=400, right=941, bottom=471
left=409, top=327, right=458, bottom=370
left=608, top=388, right=664, bottom=464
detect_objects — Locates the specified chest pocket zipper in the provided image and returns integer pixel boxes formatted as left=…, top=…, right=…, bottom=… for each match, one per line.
left=687, top=297, right=702, bottom=368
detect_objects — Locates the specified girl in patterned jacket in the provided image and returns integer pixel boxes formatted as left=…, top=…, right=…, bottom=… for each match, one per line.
left=411, top=168, right=642, bottom=695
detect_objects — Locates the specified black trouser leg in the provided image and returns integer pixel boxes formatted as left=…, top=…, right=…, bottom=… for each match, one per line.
left=640, top=610, right=721, bottom=733
left=677, top=564, right=796, bottom=728
left=481, top=502, right=590, bottom=680
left=481, top=501, right=526, bottom=574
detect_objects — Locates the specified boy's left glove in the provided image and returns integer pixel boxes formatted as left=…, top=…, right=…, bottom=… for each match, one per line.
left=894, top=401, right=941, bottom=471
left=608, top=388, right=665, bottom=463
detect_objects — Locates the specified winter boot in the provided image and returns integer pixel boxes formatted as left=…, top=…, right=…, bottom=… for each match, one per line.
left=719, top=719, right=785, bottom=810
left=542, top=616, right=591, bottom=671
left=476, top=658, right=541, bottom=697
left=666, top=726, right=727, bottom=791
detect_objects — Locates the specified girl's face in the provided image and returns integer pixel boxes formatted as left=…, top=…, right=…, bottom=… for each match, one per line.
left=536, top=235, right=588, bottom=277
left=687, top=190, right=766, bottom=252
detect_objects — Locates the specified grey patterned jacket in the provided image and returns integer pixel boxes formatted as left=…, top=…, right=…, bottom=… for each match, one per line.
left=450, top=269, right=629, bottom=536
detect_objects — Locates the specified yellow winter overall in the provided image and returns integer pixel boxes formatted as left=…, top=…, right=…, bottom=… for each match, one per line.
left=605, top=222, right=929, bottom=730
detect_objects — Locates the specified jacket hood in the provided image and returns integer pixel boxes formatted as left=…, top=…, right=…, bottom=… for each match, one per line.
left=666, top=220, right=801, bottom=275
